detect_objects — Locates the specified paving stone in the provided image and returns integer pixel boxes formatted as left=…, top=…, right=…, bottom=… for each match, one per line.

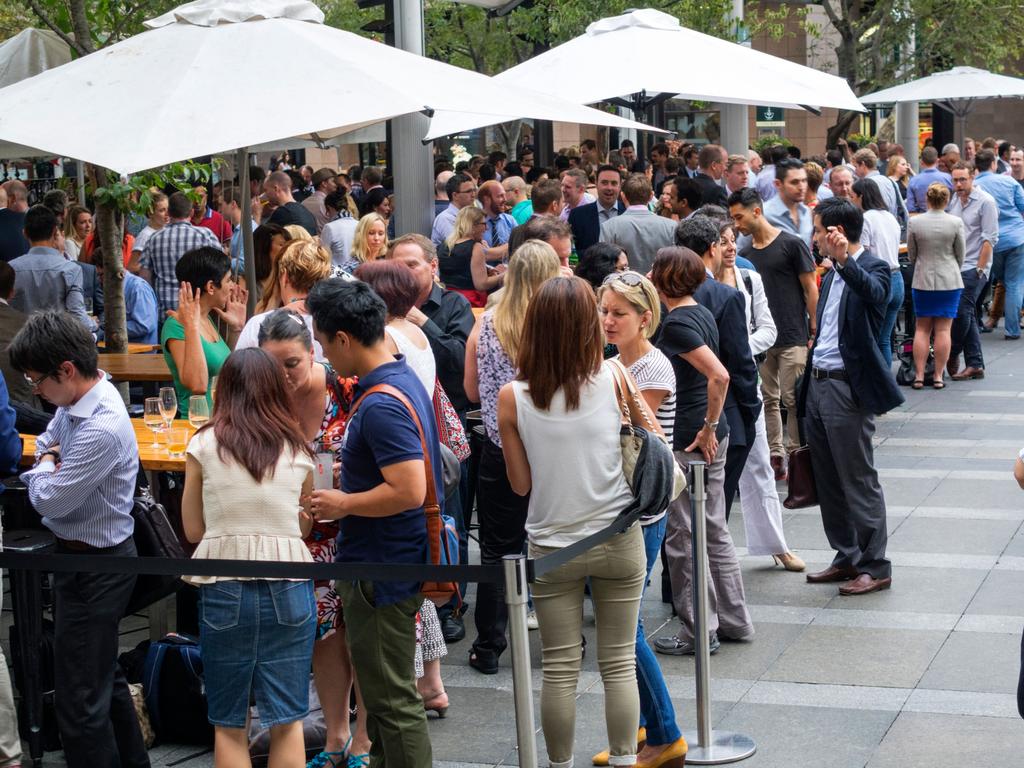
left=712, top=703, right=896, bottom=768
left=866, top=711, right=1024, bottom=767
left=652, top=621, right=806, bottom=683
left=886, top=516, right=1020, bottom=556
left=918, top=631, right=1021, bottom=694
left=762, top=626, right=947, bottom=688
left=966, top=569, right=1024, bottom=616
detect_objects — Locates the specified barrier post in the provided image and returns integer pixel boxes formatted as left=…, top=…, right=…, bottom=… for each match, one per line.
left=504, top=554, right=539, bottom=768
left=680, top=462, right=756, bottom=764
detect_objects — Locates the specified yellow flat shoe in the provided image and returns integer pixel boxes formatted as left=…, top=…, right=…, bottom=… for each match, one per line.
left=636, top=736, right=688, bottom=768
left=592, top=727, right=647, bottom=765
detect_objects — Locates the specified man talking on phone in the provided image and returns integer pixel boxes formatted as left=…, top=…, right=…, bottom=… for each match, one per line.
left=798, top=198, right=904, bottom=596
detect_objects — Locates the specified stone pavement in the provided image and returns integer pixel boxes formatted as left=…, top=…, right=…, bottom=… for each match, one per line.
left=5, top=331, right=1024, bottom=767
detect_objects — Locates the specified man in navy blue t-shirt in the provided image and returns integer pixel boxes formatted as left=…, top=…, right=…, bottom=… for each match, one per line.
left=307, top=278, right=439, bottom=768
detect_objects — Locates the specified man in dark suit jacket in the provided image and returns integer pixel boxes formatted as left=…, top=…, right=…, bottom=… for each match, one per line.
left=693, top=144, right=729, bottom=208
left=798, top=198, right=904, bottom=596
left=568, top=164, right=625, bottom=257
left=676, top=216, right=762, bottom=516
left=0, top=261, right=50, bottom=433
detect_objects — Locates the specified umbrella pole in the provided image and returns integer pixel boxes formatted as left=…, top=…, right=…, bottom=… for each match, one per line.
left=239, top=148, right=257, bottom=318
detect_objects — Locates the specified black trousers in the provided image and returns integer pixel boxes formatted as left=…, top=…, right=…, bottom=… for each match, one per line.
left=951, top=268, right=987, bottom=370
left=723, top=408, right=757, bottom=522
left=471, top=438, right=529, bottom=657
left=53, top=538, right=150, bottom=768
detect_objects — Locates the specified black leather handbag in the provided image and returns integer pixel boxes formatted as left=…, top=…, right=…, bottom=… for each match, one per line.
left=125, top=487, right=185, bottom=615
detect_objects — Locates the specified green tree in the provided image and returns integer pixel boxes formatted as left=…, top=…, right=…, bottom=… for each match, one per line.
left=818, top=0, right=1024, bottom=144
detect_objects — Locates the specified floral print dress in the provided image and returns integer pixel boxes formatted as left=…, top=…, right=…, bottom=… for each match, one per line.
left=306, top=365, right=356, bottom=639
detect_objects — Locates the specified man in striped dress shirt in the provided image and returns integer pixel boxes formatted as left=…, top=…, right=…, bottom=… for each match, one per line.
left=11, top=311, right=150, bottom=768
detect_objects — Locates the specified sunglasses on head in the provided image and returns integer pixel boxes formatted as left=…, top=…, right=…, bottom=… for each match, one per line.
left=603, top=270, right=644, bottom=287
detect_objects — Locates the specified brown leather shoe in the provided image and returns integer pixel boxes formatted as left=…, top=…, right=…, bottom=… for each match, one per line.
left=770, top=455, right=787, bottom=481
left=946, top=357, right=960, bottom=378
left=838, top=573, right=892, bottom=596
left=806, top=565, right=858, bottom=584
left=951, top=366, right=985, bottom=381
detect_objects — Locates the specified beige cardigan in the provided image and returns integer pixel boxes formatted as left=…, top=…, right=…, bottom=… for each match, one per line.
left=907, top=209, right=966, bottom=291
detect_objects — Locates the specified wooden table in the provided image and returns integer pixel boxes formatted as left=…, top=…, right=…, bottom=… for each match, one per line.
left=472, top=307, right=485, bottom=318
left=21, top=418, right=191, bottom=472
left=98, top=353, right=172, bottom=382
left=97, top=342, right=161, bottom=354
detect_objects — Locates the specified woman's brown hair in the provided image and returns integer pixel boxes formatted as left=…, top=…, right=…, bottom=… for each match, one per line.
left=201, top=347, right=313, bottom=482
left=650, top=246, right=706, bottom=299
left=517, top=276, right=603, bottom=410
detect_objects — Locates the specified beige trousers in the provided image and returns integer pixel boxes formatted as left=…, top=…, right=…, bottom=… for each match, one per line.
left=759, top=345, right=808, bottom=458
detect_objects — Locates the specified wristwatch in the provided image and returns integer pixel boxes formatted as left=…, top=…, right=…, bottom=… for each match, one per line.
left=703, top=418, right=719, bottom=431
left=39, top=449, right=60, bottom=464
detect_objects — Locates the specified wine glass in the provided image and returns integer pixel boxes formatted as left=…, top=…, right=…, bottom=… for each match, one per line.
left=166, top=428, right=189, bottom=460
left=188, top=396, right=210, bottom=430
left=143, top=397, right=165, bottom=448
left=158, top=387, right=177, bottom=430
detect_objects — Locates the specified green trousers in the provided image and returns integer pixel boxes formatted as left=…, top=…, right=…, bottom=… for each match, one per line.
left=336, top=580, right=432, bottom=768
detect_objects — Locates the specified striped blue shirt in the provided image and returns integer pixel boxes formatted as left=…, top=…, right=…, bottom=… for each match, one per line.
left=140, top=220, right=221, bottom=316
left=22, top=376, right=138, bottom=547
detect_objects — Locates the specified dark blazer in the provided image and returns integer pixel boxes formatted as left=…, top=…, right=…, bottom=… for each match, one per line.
left=0, top=301, right=35, bottom=406
left=797, top=249, right=905, bottom=416
left=694, top=275, right=762, bottom=445
left=568, top=200, right=626, bottom=258
left=693, top=173, right=728, bottom=208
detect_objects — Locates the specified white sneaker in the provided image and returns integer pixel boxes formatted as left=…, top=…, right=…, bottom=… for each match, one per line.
left=526, top=610, right=539, bottom=630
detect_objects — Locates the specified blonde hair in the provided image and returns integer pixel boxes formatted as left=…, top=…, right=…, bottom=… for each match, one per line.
left=887, top=154, right=910, bottom=182
left=926, top=182, right=950, bottom=209
left=493, top=239, right=561, bottom=361
left=351, top=213, right=389, bottom=264
left=597, top=272, right=661, bottom=339
left=256, top=240, right=330, bottom=313
left=447, top=206, right=485, bottom=250
left=284, top=225, right=313, bottom=242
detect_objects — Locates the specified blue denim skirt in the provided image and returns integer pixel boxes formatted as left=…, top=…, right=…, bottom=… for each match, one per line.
left=199, top=579, right=316, bottom=728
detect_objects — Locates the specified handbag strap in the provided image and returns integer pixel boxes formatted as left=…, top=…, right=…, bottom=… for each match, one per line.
left=607, top=358, right=660, bottom=436
left=349, top=383, right=438, bottom=509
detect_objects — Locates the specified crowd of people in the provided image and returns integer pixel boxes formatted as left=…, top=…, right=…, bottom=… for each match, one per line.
left=0, top=130, right=1021, bottom=768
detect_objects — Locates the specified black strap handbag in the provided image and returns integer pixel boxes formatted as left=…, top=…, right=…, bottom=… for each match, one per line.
left=125, top=487, right=185, bottom=616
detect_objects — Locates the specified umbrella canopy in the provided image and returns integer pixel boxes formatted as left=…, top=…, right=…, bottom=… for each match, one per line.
left=424, top=8, right=864, bottom=139
left=860, top=66, right=1024, bottom=110
left=0, top=28, right=72, bottom=159
left=0, top=0, right=656, bottom=175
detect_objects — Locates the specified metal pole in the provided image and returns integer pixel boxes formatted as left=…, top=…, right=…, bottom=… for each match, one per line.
left=504, top=554, right=539, bottom=768
left=76, top=160, right=86, bottom=206
left=238, top=148, right=257, bottom=317
left=719, top=0, right=748, bottom=156
left=391, top=0, right=434, bottom=237
left=681, top=462, right=756, bottom=764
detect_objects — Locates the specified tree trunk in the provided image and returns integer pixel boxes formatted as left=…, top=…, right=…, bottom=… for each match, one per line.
left=826, top=28, right=861, bottom=146
left=495, top=120, right=523, bottom=159
left=826, top=110, right=861, bottom=148
left=90, top=166, right=128, bottom=354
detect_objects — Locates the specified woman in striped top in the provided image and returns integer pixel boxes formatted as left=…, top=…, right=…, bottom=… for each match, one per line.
left=595, top=271, right=687, bottom=768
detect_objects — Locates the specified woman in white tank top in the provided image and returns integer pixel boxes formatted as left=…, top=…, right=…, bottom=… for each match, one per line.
left=498, top=276, right=657, bottom=768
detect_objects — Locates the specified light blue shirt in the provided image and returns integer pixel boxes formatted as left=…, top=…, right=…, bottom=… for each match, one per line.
left=22, top=376, right=138, bottom=548
left=812, top=247, right=865, bottom=371
left=229, top=219, right=258, bottom=271
left=483, top=212, right=516, bottom=248
left=756, top=166, right=777, bottom=201
left=906, top=167, right=952, bottom=213
left=123, top=272, right=159, bottom=344
left=430, top=203, right=459, bottom=248
left=975, top=171, right=1024, bottom=252
left=764, top=194, right=813, bottom=249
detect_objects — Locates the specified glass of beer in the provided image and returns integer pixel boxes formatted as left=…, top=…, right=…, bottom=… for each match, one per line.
left=167, top=428, right=189, bottom=459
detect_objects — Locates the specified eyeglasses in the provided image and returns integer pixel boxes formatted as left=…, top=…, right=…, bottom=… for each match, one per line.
left=603, top=270, right=644, bottom=287
left=23, top=371, right=55, bottom=388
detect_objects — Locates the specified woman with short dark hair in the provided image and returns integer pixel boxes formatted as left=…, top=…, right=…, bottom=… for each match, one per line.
left=651, top=246, right=753, bottom=657
left=498, top=276, right=653, bottom=768
left=161, top=246, right=247, bottom=417
left=181, top=347, right=316, bottom=768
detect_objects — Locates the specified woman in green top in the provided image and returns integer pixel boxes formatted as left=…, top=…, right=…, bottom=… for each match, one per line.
left=161, top=246, right=247, bottom=417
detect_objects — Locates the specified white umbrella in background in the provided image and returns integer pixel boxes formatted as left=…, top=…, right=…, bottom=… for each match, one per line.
left=0, top=0, right=658, bottom=175
left=425, top=8, right=864, bottom=139
left=0, top=28, right=72, bottom=162
left=860, top=66, right=1024, bottom=141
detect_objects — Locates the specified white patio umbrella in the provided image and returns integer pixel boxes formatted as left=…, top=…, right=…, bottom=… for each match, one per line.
left=0, top=0, right=657, bottom=175
left=0, top=28, right=71, bottom=160
left=860, top=66, right=1024, bottom=140
left=425, top=8, right=864, bottom=140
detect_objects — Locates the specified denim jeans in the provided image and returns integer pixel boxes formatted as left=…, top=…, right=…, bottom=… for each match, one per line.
left=1002, top=243, right=1024, bottom=338
left=636, top=518, right=681, bottom=746
left=878, top=269, right=905, bottom=363
left=951, top=268, right=987, bottom=369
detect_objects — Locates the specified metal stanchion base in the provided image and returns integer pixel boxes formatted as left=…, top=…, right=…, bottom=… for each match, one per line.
left=680, top=730, right=756, bottom=765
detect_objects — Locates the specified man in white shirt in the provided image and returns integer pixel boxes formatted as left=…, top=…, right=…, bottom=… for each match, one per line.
left=430, top=173, right=476, bottom=248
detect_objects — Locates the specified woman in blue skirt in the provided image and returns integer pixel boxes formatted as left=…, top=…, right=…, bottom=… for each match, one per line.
left=907, top=183, right=966, bottom=389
